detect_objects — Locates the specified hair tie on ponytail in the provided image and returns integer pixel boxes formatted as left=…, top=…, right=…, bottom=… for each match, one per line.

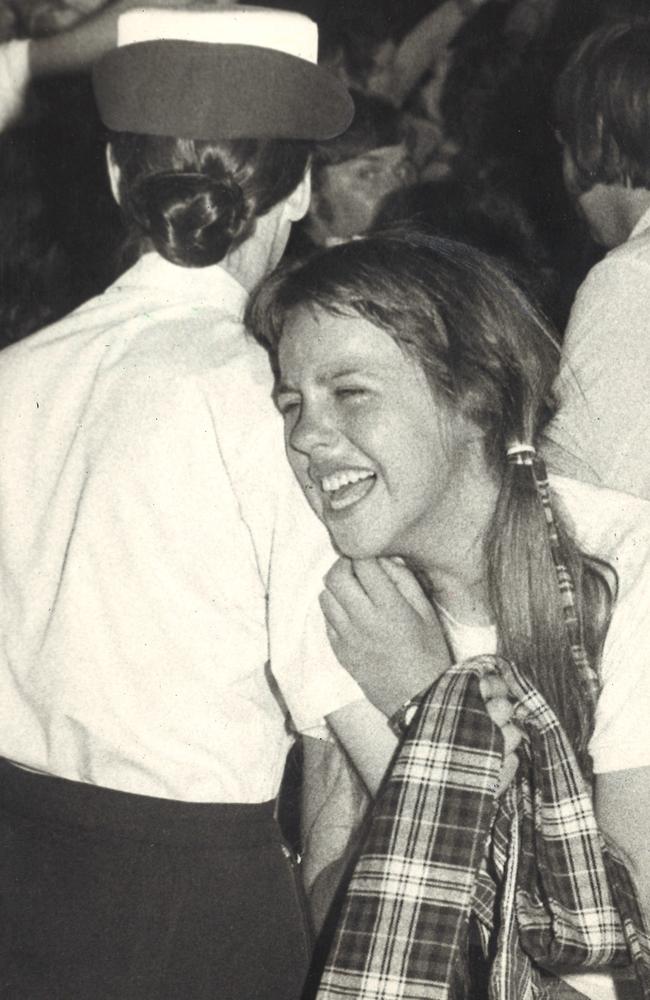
left=531, top=456, right=601, bottom=707
left=506, top=441, right=537, bottom=465
left=504, top=437, right=599, bottom=751
left=507, top=438, right=599, bottom=708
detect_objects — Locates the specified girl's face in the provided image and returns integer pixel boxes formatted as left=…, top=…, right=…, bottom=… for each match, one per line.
left=276, top=306, right=476, bottom=564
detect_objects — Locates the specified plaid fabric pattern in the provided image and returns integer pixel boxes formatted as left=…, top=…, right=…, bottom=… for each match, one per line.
left=316, top=656, right=650, bottom=1000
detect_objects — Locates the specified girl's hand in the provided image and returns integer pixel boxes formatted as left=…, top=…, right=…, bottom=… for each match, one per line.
left=320, top=556, right=451, bottom=718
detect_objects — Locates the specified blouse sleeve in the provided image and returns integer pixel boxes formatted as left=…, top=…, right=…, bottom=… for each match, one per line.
left=267, top=473, right=366, bottom=738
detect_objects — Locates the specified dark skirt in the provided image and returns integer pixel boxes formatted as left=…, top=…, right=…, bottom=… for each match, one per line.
left=0, top=758, right=312, bottom=1000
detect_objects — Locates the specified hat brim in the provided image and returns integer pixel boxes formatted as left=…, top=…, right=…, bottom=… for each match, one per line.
left=92, top=40, right=353, bottom=141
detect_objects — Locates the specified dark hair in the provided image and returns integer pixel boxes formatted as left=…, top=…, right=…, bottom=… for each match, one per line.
left=319, top=3, right=394, bottom=88
left=555, top=20, right=650, bottom=192
left=312, top=90, right=408, bottom=171
left=108, top=132, right=311, bottom=267
left=250, top=230, right=613, bottom=764
left=372, top=178, right=560, bottom=319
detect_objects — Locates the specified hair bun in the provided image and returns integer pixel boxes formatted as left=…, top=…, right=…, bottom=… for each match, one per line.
left=128, top=170, right=251, bottom=267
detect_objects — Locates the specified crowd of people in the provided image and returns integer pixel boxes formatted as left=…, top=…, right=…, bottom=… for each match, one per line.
left=0, top=0, right=647, bottom=349
left=0, top=1, right=649, bottom=998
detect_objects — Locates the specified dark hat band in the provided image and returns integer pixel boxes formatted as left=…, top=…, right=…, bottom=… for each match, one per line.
left=93, top=40, right=354, bottom=141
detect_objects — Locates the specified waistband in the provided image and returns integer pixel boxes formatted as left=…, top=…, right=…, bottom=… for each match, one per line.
left=0, top=758, right=278, bottom=848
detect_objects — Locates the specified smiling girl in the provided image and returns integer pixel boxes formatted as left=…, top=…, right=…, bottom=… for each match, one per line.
left=252, top=230, right=650, bottom=999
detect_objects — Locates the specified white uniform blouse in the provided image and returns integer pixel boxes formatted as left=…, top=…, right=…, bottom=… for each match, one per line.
left=0, top=253, right=363, bottom=802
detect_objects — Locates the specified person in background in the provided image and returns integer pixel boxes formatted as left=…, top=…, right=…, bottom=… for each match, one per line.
left=251, top=230, right=650, bottom=1000
left=296, top=88, right=416, bottom=249
left=0, top=0, right=225, bottom=349
left=0, top=8, right=364, bottom=997
left=317, top=0, right=488, bottom=177
left=373, top=174, right=561, bottom=321
left=543, top=20, right=650, bottom=500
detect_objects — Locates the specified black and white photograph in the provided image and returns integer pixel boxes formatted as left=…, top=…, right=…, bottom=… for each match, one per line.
left=0, top=1, right=648, bottom=996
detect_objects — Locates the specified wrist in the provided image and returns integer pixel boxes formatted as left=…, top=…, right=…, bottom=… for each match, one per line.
left=374, top=677, right=428, bottom=720
left=387, top=687, right=430, bottom=738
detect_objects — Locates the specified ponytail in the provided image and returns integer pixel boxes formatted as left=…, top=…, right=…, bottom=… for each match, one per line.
left=488, top=459, right=611, bottom=769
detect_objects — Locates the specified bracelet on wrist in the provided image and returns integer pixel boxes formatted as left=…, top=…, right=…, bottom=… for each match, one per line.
left=387, top=689, right=428, bottom=738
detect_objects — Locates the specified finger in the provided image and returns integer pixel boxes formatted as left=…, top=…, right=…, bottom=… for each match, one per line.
left=324, top=556, right=352, bottom=584
left=479, top=675, right=509, bottom=701
left=500, top=722, right=523, bottom=757
left=485, top=696, right=514, bottom=728
left=353, top=557, right=433, bottom=619
left=324, top=557, right=358, bottom=594
left=351, top=558, right=407, bottom=610
left=324, top=621, right=340, bottom=650
left=318, top=589, right=349, bottom=635
left=324, top=560, right=375, bottom=622
left=378, top=557, right=435, bottom=616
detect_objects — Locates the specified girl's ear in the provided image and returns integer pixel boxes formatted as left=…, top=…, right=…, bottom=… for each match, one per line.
left=105, top=143, right=121, bottom=205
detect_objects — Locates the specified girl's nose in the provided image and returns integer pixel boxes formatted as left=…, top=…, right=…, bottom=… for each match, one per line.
left=288, top=402, right=337, bottom=456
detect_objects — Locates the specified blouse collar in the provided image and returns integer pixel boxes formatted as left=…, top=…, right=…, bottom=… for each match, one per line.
left=119, top=252, right=250, bottom=320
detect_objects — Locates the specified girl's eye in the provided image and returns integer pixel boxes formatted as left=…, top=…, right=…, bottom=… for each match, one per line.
left=335, top=386, right=366, bottom=401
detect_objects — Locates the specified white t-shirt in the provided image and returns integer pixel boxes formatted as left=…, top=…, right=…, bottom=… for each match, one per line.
left=0, top=253, right=363, bottom=803
left=436, top=474, right=650, bottom=776
left=436, top=474, right=650, bottom=1000
left=544, top=206, right=650, bottom=502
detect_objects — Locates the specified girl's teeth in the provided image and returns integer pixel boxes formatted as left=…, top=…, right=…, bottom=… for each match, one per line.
left=322, top=469, right=374, bottom=493
left=319, top=470, right=377, bottom=511
left=328, top=475, right=376, bottom=511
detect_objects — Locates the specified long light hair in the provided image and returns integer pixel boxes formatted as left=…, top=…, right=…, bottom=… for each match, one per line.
left=251, top=230, right=614, bottom=765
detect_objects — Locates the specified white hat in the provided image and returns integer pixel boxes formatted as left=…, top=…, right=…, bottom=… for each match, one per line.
left=92, top=5, right=353, bottom=141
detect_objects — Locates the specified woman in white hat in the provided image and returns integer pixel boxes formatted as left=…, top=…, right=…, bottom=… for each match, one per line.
left=0, top=8, right=357, bottom=998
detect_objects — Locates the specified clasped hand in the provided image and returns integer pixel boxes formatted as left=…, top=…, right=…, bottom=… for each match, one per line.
left=320, top=557, right=522, bottom=793
left=319, top=556, right=451, bottom=719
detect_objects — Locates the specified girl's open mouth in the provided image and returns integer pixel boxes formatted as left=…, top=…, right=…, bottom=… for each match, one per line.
left=321, top=468, right=376, bottom=511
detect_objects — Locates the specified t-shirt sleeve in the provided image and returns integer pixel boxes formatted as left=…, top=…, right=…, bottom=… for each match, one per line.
left=589, top=555, right=650, bottom=774
left=545, top=253, right=650, bottom=497
left=267, top=474, right=366, bottom=737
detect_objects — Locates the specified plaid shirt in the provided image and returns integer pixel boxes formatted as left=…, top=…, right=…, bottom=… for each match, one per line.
left=316, top=656, right=650, bottom=1000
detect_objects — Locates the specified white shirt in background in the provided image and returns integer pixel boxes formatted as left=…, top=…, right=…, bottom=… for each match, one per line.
left=544, top=206, right=650, bottom=502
